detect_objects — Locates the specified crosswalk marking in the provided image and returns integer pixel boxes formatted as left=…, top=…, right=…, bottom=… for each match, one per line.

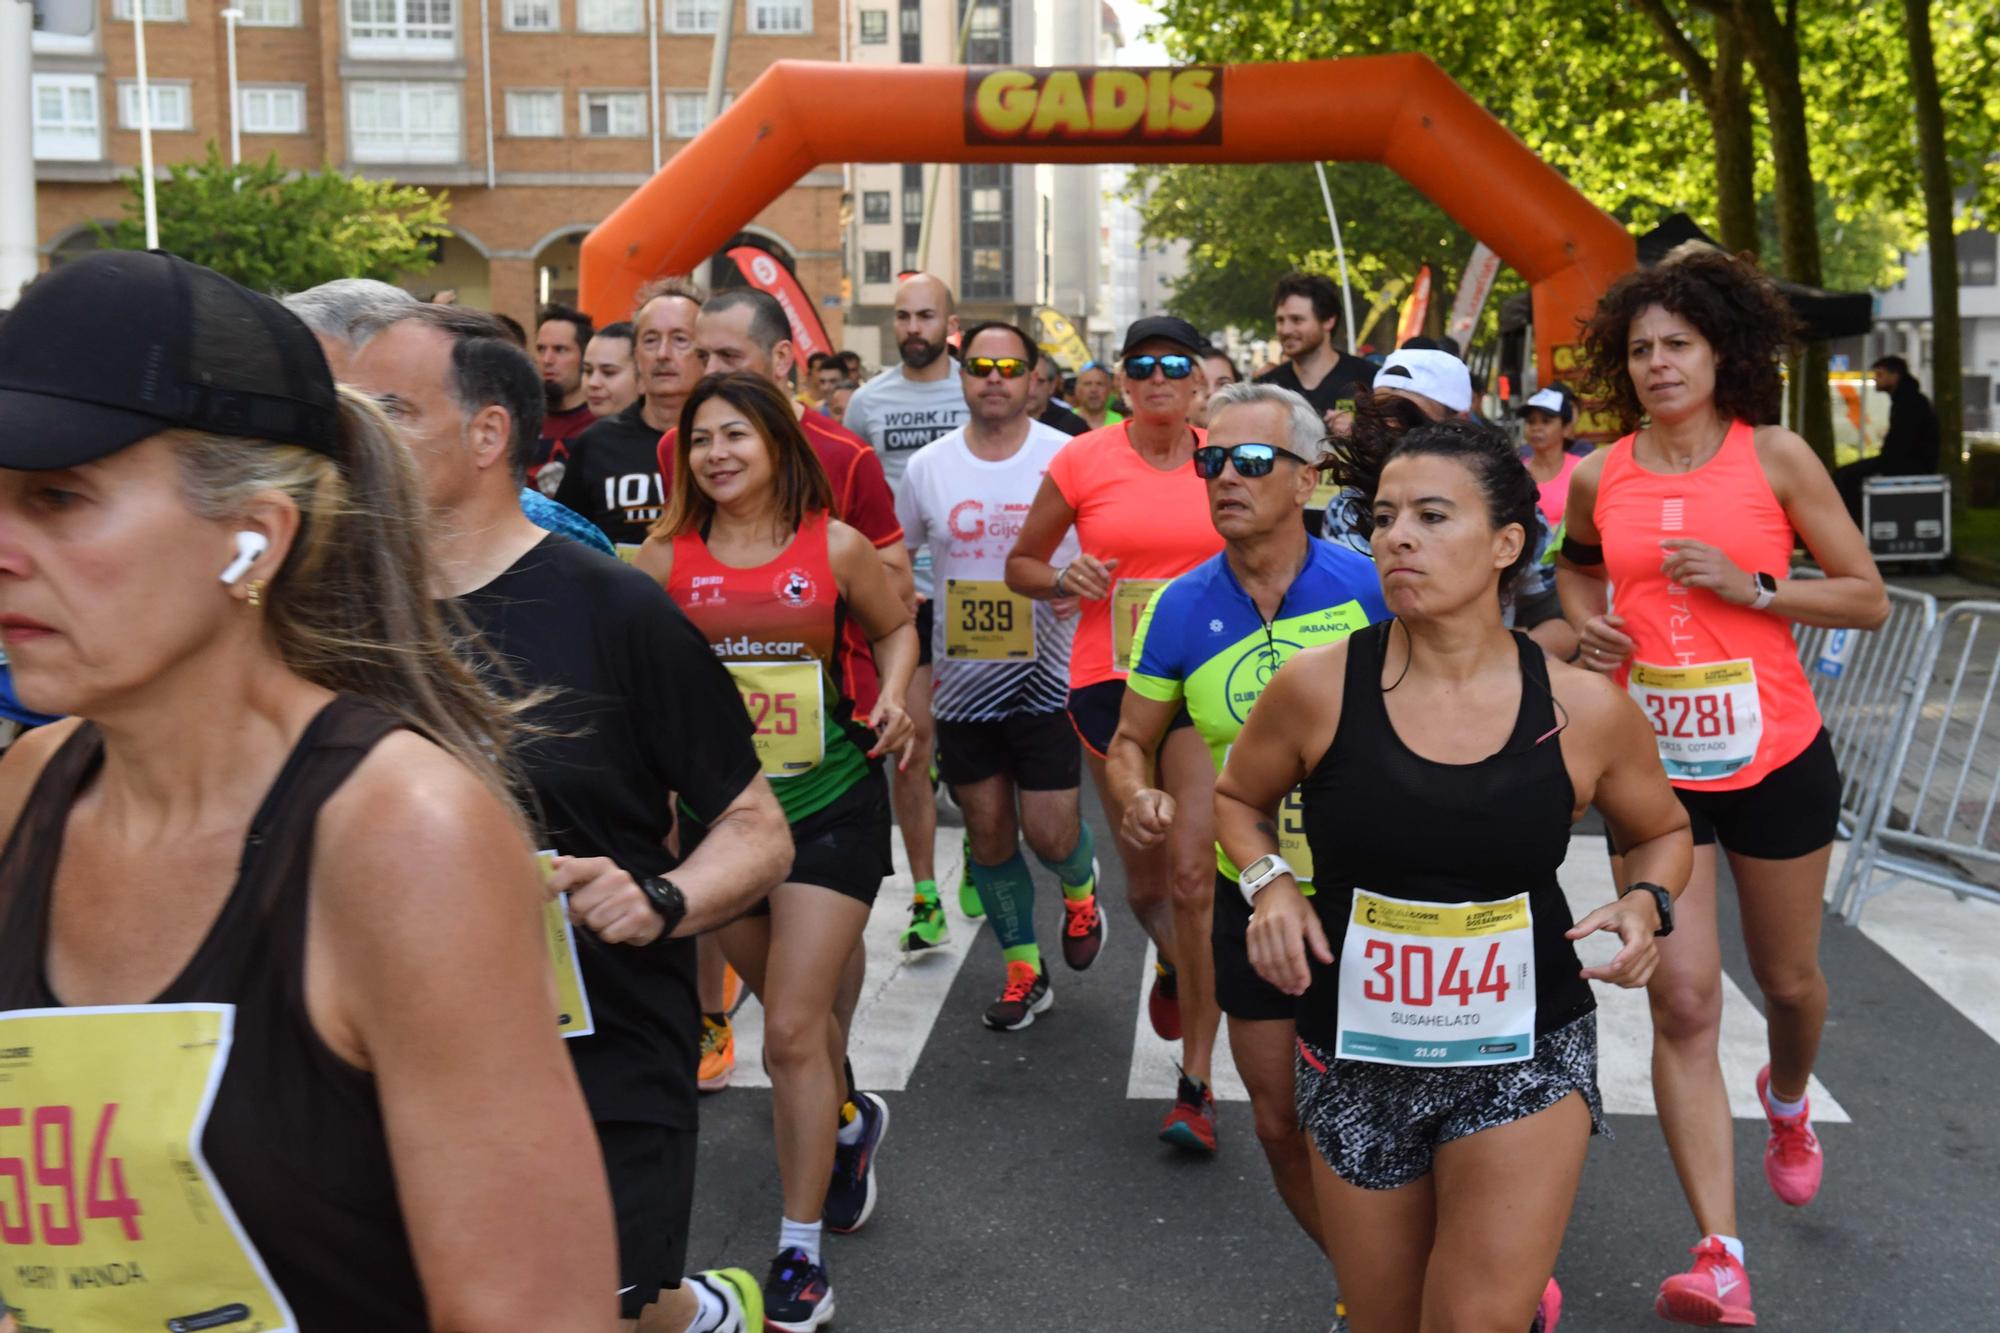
left=1835, top=842, right=2000, bottom=1045
left=1128, top=940, right=1248, bottom=1102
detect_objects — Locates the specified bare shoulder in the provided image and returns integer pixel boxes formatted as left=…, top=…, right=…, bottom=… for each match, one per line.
left=1571, top=444, right=1609, bottom=487
left=1750, top=424, right=1822, bottom=479
left=0, top=719, right=88, bottom=849
left=1548, top=655, right=1640, bottom=743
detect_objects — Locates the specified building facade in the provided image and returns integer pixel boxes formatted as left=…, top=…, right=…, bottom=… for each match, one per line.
left=1872, top=227, right=2000, bottom=436
left=28, top=0, right=847, bottom=332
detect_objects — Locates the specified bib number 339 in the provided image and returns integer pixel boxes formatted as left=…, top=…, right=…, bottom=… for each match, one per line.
left=1626, top=658, right=1762, bottom=782
left=0, top=1004, right=296, bottom=1332
left=1335, top=891, right=1536, bottom=1067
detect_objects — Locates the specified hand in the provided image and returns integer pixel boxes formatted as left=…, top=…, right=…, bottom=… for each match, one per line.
left=1659, top=539, right=1753, bottom=606
left=1122, top=787, right=1176, bottom=849
left=1246, top=880, right=1331, bottom=997
left=1051, top=595, right=1080, bottom=621
left=866, top=698, right=915, bottom=770
left=1576, top=611, right=1634, bottom=674
left=1567, top=892, right=1662, bottom=988
left=1059, top=553, right=1119, bottom=601
left=547, top=855, right=665, bottom=947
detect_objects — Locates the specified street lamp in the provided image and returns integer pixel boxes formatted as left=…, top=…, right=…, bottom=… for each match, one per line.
left=221, top=6, right=244, bottom=166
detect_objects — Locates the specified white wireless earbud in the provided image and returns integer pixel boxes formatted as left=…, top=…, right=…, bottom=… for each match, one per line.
left=219, top=531, right=269, bottom=586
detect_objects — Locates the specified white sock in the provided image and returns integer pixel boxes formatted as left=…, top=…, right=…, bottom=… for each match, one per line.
left=1708, top=1234, right=1746, bottom=1266
left=835, top=1102, right=867, bottom=1146
left=681, top=1277, right=725, bottom=1333
left=1764, top=1082, right=1808, bottom=1119
left=779, top=1216, right=823, bottom=1267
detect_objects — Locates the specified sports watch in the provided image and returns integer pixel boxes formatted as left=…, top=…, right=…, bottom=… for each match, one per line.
left=1238, top=853, right=1297, bottom=909
left=1621, top=881, right=1675, bottom=937
left=639, top=875, right=689, bottom=937
left=1749, top=571, right=1779, bottom=611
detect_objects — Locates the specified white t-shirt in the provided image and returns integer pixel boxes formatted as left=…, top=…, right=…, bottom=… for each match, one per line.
left=896, top=420, right=1079, bottom=721
left=846, top=366, right=973, bottom=600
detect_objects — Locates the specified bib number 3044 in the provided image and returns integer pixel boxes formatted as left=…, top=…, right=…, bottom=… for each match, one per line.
left=0, top=1004, right=296, bottom=1332
left=1335, top=891, right=1536, bottom=1067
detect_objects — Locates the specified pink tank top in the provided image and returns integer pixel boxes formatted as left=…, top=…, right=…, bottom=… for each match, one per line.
left=1596, top=421, right=1820, bottom=790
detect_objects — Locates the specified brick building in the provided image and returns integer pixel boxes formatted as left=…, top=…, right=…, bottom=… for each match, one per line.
left=28, top=0, right=847, bottom=334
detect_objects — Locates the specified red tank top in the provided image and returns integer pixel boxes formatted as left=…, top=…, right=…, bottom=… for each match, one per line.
left=1596, top=420, right=1819, bottom=790
left=667, top=511, right=846, bottom=693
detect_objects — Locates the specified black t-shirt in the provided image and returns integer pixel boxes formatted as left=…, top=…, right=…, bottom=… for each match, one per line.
left=1255, top=354, right=1378, bottom=418
left=456, top=535, right=760, bottom=1129
left=1038, top=402, right=1091, bottom=437
left=553, top=399, right=668, bottom=547
left=532, top=402, right=598, bottom=496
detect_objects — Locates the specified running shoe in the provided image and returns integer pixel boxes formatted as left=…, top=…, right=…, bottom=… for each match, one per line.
left=982, top=960, right=1053, bottom=1031
left=687, top=1267, right=763, bottom=1332
left=1158, top=1069, right=1218, bottom=1154
left=698, top=1014, right=735, bottom=1093
left=762, top=1248, right=834, bottom=1332
left=897, top=896, right=950, bottom=954
left=958, top=832, right=984, bottom=919
left=1328, top=1300, right=1350, bottom=1332
left=1530, top=1277, right=1561, bottom=1332
left=1061, top=885, right=1107, bottom=971
left=1148, top=960, right=1182, bottom=1041
left=722, top=963, right=741, bottom=1012
left=823, top=1091, right=889, bottom=1233
left=1655, top=1237, right=1756, bottom=1326
left=1755, top=1064, right=1823, bottom=1206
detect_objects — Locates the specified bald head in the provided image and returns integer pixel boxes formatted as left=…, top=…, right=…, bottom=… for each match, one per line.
left=894, top=273, right=957, bottom=375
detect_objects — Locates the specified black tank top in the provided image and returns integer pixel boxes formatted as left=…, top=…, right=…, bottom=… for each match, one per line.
left=0, top=695, right=429, bottom=1328
left=1295, top=621, right=1594, bottom=1049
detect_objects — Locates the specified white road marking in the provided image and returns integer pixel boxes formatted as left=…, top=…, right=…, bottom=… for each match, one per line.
left=1127, top=940, right=1250, bottom=1102
left=1834, top=841, right=2000, bottom=1045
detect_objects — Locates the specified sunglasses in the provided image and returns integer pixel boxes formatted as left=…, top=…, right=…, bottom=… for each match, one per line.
left=1122, top=354, right=1195, bottom=381
left=1192, top=443, right=1313, bottom=479
left=963, top=356, right=1030, bottom=379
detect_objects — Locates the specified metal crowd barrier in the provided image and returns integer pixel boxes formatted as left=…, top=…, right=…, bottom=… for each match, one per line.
left=1839, top=600, right=2000, bottom=922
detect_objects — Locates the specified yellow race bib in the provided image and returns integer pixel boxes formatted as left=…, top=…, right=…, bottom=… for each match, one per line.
left=1278, top=787, right=1316, bottom=887
left=0, top=1004, right=298, bottom=1332
left=726, top=661, right=826, bottom=777
left=614, top=543, right=643, bottom=565
left=1111, top=579, right=1169, bottom=673
left=535, top=851, right=596, bottom=1039
left=944, top=580, right=1035, bottom=661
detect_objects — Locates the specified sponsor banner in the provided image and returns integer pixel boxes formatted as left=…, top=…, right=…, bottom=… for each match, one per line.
left=964, top=67, right=1223, bottom=147
left=726, top=246, right=834, bottom=365
left=1446, top=242, right=1501, bottom=345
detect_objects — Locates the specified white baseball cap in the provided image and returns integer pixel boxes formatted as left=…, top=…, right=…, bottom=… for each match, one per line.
left=1374, top=348, right=1473, bottom=415
left=1516, top=386, right=1575, bottom=421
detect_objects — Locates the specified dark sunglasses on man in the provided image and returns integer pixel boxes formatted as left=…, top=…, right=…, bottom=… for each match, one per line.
left=963, top=356, right=1031, bottom=379
left=1192, top=442, right=1314, bottom=479
left=1122, top=354, right=1195, bottom=381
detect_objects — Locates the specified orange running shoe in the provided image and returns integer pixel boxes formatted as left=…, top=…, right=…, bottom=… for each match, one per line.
left=1756, top=1065, right=1823, bottom=1206
left=1061, top=893, right=1106, bottom=971
left=1158, top=1070, right=1217, bottom=1154
left=697, top=1014, right=735, bottom=1093
left=1655, top=1237, right=1756, bottom=1326
left=722, top=963, right=741, bottom=1012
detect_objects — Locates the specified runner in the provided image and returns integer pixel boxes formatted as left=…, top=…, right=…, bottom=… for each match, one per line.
left=1113, top=381, right=1387, bottom=1200
left=1189, top=347, right=1242, bottom=428
left=1006, top=314, right=1228, bottom=1148
left=351, top=304, right=790, bottom=1333
left=1072, top=361, right=1124, bottom=431
left=532, top=302, right=597, bottom=497
left=895, top=320, right=1104, bottom=1026
left=585, top=320, right=642, bottom=420
left=639, top=371, right=918, bottom=1332
left=1517, top=384, right=1582, bottom=526
left=1559, top=244, right=1890, bottom=1327
left=1216, top=414, right=1693, bottom=1333
left=0, top=251, right=618, bottom=1329
left=1255, top=271, right=1376, bottom=429
left=1028, top=356, right=1090, bottom=436
left=282, top=275, right=416, bottom=377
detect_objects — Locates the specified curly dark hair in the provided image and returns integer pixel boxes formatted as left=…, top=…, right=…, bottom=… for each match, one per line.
left=1579, top=244, right=1802, bottom=433
left=1373, top=416, right=1543, bottom=598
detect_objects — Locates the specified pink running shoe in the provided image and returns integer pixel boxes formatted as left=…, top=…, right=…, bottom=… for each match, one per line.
left=1756, top=1064, right=1824, bottom=1206
left=1655, top=1237, right=1756, bottom=1327
left=1530, top=1276, right=1562, bottom=1331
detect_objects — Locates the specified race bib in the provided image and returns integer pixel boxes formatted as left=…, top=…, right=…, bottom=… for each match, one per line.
left=1277, top=788, right=1316, bottom=887
left=614, top=543, right=643, bottom=565
left=1336, top=891, right=1536, bottom=1067
left=1111, top=579, right=1169, bottom=673
left=726, top=661, right=826, bottom=777
left=1627, top=658, right=1762, bottom=782
left=944, top=580, right=1035, bottom=661
left=0, top=1004, right=298, bottom=1333
left=535, top=851, right=595, bottom=1039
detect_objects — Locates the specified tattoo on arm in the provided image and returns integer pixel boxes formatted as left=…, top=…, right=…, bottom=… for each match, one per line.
left=1253, top=820, right=1277, bottom=839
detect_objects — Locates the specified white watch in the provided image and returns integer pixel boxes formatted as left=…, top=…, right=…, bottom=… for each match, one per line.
left=1749, top=571, right=1779, bottom=611
left=1239, top=853, right=1297, bottom=908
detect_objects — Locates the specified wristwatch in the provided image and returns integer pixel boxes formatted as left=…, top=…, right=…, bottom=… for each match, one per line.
left=1749, top=571, right=1779, bottom=611
left=1238, top=853, right=1297, bottom=909
left=639, top=875, right=689, bottom=937
left=1621, top=881, right=1675, bottom=937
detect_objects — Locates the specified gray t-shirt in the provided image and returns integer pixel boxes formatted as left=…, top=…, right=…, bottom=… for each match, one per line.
left=843, top=364, right=974, bottom=598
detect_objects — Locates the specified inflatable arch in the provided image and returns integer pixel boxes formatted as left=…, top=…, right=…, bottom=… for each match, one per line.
left=579, top=55, right=1635, bottom=381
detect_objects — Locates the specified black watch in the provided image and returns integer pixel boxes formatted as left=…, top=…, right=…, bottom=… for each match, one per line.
left=1621, top=881, right=1674, bottom=937
left=638, top=875, right=688, bottom=937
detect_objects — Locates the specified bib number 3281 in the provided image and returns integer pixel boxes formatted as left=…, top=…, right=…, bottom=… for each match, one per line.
left=1335, top=891, right=1536, bottom=1067
left=0, top=1004, right=297, bottom=1332
left=1626, top=658, right=1763, bottom=782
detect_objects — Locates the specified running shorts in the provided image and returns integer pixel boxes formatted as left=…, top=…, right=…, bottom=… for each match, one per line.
left=782, top=762, right=894, bottom=906
left=1609, top=728, right=1840, bottom=861
left=1211, top=871, right=1297, bottom=1023
left=935, top=710, right=1082, bottom=792
left=597, top=1120, right=696, bottom=1317
left=1065, top=679, right=1193, bottom=759
left=915, top=598, right=934, bottom=669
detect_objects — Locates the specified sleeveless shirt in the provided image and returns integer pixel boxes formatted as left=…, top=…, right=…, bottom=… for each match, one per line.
left=0, top=695, right=427, bottom=1326
left=1295, top=623, right=1594, bottom=1050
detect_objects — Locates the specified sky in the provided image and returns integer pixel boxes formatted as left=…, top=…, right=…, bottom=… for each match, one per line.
left=1105, top=0, right=1169, bottom=65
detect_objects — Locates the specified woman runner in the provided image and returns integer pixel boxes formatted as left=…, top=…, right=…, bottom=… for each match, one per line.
left=638, top=371, right=916, bottom=1333
left=1218, top=416, right=1693, bottom=1333
left=1558, top=245, right=1888, bottom=1326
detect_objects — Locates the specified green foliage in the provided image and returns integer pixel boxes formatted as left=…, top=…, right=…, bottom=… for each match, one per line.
left=100, top=145, right=452, bottom=295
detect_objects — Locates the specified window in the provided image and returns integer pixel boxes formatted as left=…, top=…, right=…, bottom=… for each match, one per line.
left=240, top=0, right=301, bottom=24
left=961, top=161, right=1012, bottom=299
left=349, top=81, right=460, bottom=162
left=747, top=0, right=807, bottom=33
left=901, top=161, right=923, bottom=272
left=961, top=0, right=1006, bottom=64
left=506, top=89, right=562, bottom=136
left=32, top=74, right=100, bottom=161
left=347, top=0, right=455, bottom=56
left=577, top=0, right=642, bottom=31
left=864, top=251, right=892, bottom=284
left=1958, top=230, right=1998, bottom=288
left=112, top=0, right=186, bottom=21
left=862, top=191, right=890, bottom=224
left=666, top=0, right=718, bottom=31
left=503, top=0, right=555, bottom=28
left=859, top=8, right=886, bottom=42
left=898, top=0, right=919, bottom=60
left=240, top=85, right=307, bottom=134
left=666, top=92, right=718, bottom=139
left=580, top=90, right=647, bottom=137
left=117, top=81, right=193, bottom=131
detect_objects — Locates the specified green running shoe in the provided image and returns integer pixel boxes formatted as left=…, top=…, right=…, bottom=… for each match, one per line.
left=957, top=831, right=984, bottom=919
left=898, top=896, right=950, bottom=953
left=688, top=1266, right=764, bottom=1332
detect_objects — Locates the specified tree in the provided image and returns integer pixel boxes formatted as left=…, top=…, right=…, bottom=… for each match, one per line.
left=1904, top=0, right=1964, bottom=493
left=101, top=145, right=451, bottom=295
left=1632, top=1, right=1757, bottom=255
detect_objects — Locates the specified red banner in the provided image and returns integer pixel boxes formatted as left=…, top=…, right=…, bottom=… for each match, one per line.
left=726, top=246, right=834, bottom=364
left=1395, top=264, right=1433, bottom=346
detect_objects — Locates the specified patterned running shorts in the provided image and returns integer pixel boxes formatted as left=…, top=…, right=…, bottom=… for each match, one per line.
left=1294, top=1012, right=1608, bottom=1191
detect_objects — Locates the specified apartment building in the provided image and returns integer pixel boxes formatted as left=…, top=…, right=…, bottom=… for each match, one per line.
left=28, top=0, right=847, bottom=331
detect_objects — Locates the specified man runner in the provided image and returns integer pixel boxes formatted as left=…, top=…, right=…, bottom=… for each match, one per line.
left=1072, top=361, right=1123, bottom=431
left=1256, top=272, right=1375, bottom=431
left=1028, top=356, right=1090, bottom=437
left=532, top=302, right=598, bottom=495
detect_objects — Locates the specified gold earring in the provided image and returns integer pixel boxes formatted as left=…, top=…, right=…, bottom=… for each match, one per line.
left=246, top=579, right=266, bottom=609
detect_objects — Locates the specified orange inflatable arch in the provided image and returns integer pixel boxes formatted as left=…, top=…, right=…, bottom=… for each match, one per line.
left=579, top=55, right=1635, bottom=381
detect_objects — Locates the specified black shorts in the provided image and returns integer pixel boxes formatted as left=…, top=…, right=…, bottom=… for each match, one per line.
left=598, top=1120, right=696, bottom=1316
left=1611, top=729, right=1840, bottom=861
left=1065, top=679, right=1193, bottom=758
left=915, top=598, right=934, bottom=669
left=1211, top=870, right=1298, bottom=1022
left=782, top=764, right=894, bottom=906
left=935, top=710, right=1082, bottom=791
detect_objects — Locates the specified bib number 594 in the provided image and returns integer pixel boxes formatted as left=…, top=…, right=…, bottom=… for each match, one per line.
left=0, top=1101, right=143, bottom=1246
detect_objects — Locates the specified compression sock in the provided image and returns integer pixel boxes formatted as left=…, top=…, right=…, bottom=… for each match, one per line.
left=779, top=1216, right=823, bottom=1267
left=682, top=1278, right=725, bottom=1333
left=1037, top=822, right=1098, bottom=902
left=973, top=850, right=1040, bottom=971
left=911, top=877, right=939, bottom=906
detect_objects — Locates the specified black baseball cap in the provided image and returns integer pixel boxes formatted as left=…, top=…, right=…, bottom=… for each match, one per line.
left=1117, top=315, right=1207, bottom=359
left=0, top=250, right=339, bottom=471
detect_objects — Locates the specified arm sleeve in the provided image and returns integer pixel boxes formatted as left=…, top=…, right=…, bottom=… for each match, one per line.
left=1124, top=583, right=1185, bottom=703
left=627, top=588, right=761, bottom=823
left=841, top=443, right=905, bottom=548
